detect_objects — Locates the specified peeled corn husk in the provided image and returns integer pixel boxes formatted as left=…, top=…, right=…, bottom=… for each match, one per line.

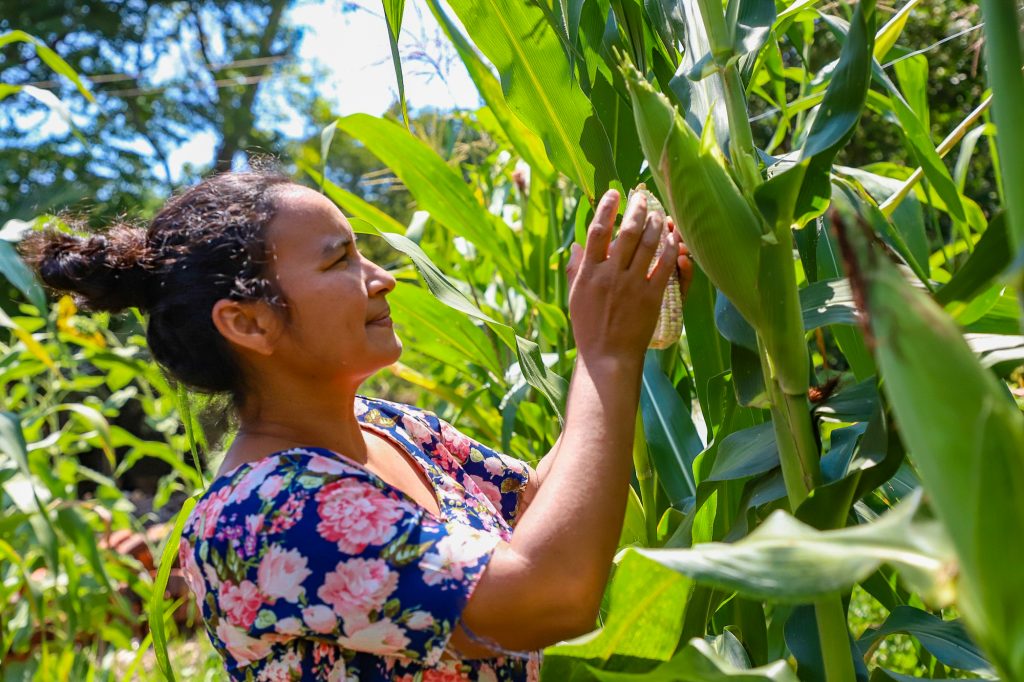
left=628, top=184, right=683, bottom=349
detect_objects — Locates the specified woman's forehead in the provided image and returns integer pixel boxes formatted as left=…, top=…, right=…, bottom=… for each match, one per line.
left=267, top=186, right=354, bottom=254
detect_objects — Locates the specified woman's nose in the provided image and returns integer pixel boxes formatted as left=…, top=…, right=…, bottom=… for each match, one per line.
left=365, top=259, right=397, bottom=295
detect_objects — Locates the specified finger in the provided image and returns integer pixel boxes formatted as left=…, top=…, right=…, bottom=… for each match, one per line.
left=648, top=227, right=680, bottom=289
left=609, top=191, right=649, bottom=269
left=627, top=209, right=665, bottom=274
left=677, top=240, right=694, bottom=302
left=583, top=190, right=620, bottom=265
left=566, top=242, right=583, bottom=287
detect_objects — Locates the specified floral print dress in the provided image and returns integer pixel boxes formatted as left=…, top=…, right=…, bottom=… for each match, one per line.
left=179, top=395, right=542, bottom=681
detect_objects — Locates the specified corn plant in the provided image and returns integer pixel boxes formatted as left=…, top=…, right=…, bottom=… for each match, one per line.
left=356, top=0, right=1024, bottom=680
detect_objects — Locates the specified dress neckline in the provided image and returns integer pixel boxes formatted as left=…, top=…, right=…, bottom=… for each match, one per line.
left=211, top=395, right=448, bottom=522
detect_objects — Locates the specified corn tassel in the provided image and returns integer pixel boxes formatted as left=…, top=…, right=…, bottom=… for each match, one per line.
left=629, top=184, right=683, bottom=349
left=621, top=62, right=808, bottom=394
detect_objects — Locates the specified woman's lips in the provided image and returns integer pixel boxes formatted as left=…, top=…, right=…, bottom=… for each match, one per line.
left=367, top=314, right=392, bottom=326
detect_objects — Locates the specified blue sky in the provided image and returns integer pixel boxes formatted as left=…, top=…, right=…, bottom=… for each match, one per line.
left=167, top=0, right=483, bottom=177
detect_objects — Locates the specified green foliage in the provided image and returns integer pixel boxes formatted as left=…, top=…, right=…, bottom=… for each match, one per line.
left=2, top=1, right=1023, bottom=680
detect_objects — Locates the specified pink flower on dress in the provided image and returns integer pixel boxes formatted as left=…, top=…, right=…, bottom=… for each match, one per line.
left=406, top=610, right=435, bottom=630
left=440, top=422, right=473, bottom=463
left=245, top=514, right=264, bottom=535
left=219, top=580, right=262, bottom=628
left=476, top=664, right=499, bottom=682
left=315, top=478, right=406, bottom=553
left=317, top=557, right=399, bottom=622
left=401, top=414, right=435, bottom=447
left=257, top=544, right=311, bottom=603
left=419, top=526, right=499, bottom=587
left=256, top=654, right=300, bottom=682
left=231, top=457, right=280, bottom=503
left=257, top=475, right=284, bottom=501
left=469, top=476, right=503, bottom=510
left=336, top=617, right=410, bottom=656
left=178, top=539, right=206, bottom=606
left=307, top=454, right=355, bottom=475
left=302, top=605, right=338, bottom=634
left=274, top=617, right=303, bottom=636
left=197, top=486, right=232, bottom=540
left=422, top=660, right=474, bottom=682
left=483, top=456, right=506, bottom=477
left=216, top=621, right=272, bottom=667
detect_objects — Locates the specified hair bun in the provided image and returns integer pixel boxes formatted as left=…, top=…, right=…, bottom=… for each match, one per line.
left=19, top=223, right=158, bottom=313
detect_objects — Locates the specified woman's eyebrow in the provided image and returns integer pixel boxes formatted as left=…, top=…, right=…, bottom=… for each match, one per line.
left=319, top=235, right=353, bottom=257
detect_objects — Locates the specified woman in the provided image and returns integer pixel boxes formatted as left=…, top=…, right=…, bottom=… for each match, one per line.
left=21, top=171, right=691, bottom=680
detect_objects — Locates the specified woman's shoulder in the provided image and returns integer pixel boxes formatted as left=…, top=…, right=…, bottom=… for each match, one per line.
left=183, top=447, right=382, bottom=543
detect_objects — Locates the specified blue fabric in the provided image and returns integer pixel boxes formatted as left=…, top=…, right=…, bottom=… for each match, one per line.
left=180, top=395, right=540, bottom=680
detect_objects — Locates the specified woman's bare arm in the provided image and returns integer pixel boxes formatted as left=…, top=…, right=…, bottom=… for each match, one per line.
left=451, top=189, right=682, bottom=654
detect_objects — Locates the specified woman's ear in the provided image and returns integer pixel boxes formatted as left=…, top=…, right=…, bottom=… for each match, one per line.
left=211, top=298, right=282, bottom=356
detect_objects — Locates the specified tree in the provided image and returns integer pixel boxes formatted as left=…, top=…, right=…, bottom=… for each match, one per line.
left=0, top=0, right=302, bottom=224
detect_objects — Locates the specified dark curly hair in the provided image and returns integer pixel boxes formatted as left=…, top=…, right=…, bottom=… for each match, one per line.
left=18, top=171, right=297, bottom=408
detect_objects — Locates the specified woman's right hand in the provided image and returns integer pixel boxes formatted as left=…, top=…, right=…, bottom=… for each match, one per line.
left=565, top=189, right=681, bottom=365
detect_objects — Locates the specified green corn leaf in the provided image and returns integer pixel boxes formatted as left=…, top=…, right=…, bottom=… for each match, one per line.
left=591, top=70, right=645, bottom=188
left=349, top=219, right=568, bottom=421
left=831, top=191, right=1024, bottom=680
left=0, top=413, right=59, bottom=573
left=644, top=0, right=684, bottom=61
left=706, top=422, right=778, bottom=483
left=546, top=550, right=692, bottom=663
left=935, top=213, right=1010, bottom=306
left=301, top=164, right=406, bottom=234
left=0, top=238, right=48, bottom=312
left=426, top=0, right=556, bottom=181
left=445, top=0, right=615, bottom=201
left=388, top=282, right=505, bottom=380
left=332, top=114, right=518, bottom=273
left=729, top=0, right=776, bottom=60
left=978, top=0, right=1024, bottom=284
left=381, top=0, right=409, bottom=129
left=872, top=0, right=923, bottom=61
left=857, top=606, right=995, bottom=677
left=588, top=634, right=800, bottom=680
left=755, top=0, right=875, bottom=232
left=148, top=496, right=196, bottom=682
left=0, top=30, right=94, bottom=102
left=893, top=54, right=930, bottom=132
left=784, top=605, right=869, bottom=681
left=632, top=489, right=957, bottom=605
left=640, top=351, right=702, bottom=502
left=684, top=267, right=730, bottom=426
left=867, top=71, right=966, bottom=224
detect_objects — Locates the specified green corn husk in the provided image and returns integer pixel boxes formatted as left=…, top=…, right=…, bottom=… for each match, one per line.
left=832, top=192, right=1024, bottom=680
left=628, top=184, right=684, bottom=350
left=622, top=64, right=808, bottom=394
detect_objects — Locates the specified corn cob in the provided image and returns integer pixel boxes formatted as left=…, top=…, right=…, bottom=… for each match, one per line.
left=621, top=61, right=809, bottom=395
left=628, top=184, right=683, bottom=349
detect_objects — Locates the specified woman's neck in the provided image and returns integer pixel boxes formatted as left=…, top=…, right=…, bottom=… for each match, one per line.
left=220, top=391, right=369, bottom=477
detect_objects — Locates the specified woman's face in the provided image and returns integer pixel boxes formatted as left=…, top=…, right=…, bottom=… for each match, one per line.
left=261, top=185, right=401, bottom=385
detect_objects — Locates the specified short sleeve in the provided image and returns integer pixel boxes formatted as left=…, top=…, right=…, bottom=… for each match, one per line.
left=185, top=451, right=501, bottom=669
left=427, top=413, right=532, bottom=526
